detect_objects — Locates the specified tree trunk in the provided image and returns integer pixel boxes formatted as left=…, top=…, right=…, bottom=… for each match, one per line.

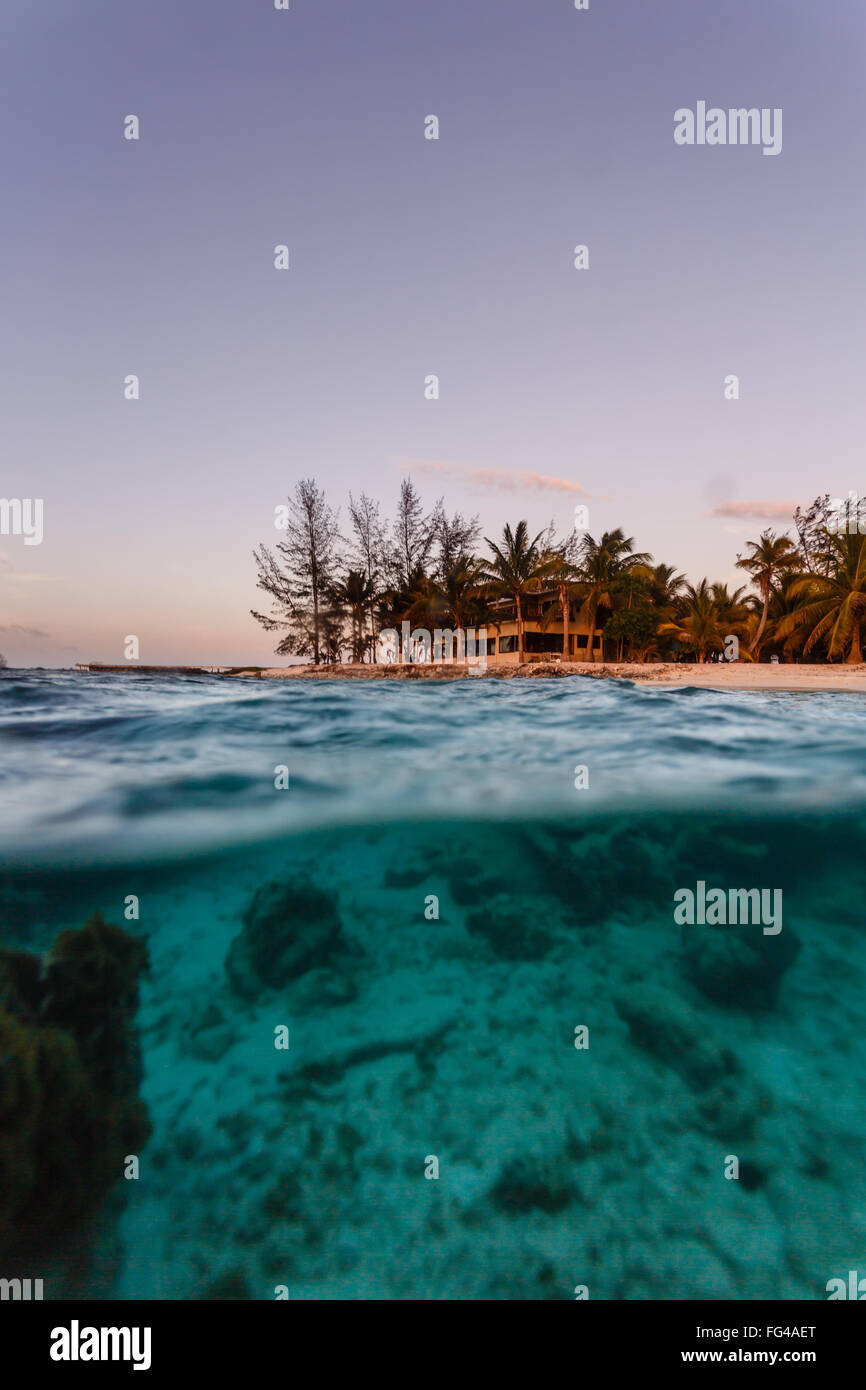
left=516, top=592, right=524, bottom=662
left=750, top=585, right=770, bottom=656
left=847, top=618, right=863, bottom=663
left=585, top=608, right=597, bottom=664
left=560, top=586, right=570, bottom=661
left=311, top=562, right=320, bottom=665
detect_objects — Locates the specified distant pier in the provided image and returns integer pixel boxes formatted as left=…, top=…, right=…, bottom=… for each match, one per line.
left=74, top=664, right=236, bottom=674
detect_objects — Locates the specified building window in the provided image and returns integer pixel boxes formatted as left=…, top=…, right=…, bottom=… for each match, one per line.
left=524, top=631, right=563, bottom=654
left=498, top=635, right=518, bottom=653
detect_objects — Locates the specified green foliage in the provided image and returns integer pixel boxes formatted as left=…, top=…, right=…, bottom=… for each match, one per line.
left=604, top=607, right=658, bottom=653
left=0, top=915, right=150, bottom=1259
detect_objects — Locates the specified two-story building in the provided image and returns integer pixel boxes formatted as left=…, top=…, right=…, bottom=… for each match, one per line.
left=483, top=592, right=609, bottom=666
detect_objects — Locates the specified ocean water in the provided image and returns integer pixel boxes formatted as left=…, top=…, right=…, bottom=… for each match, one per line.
left=2, top=670, right=866, bottom=1300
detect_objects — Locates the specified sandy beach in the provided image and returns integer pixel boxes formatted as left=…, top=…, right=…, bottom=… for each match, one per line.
left=245, top=661, right=866, bottom=692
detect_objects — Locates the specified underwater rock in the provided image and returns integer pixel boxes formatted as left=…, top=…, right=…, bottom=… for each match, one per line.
left=520, top=820, right=669, bottom=925
left=681, top=919, right=801, bottom=1010
left=485, top=1261, right=568, bottom=1299
left=201, top=1268, right=252, bottom=1300
left=490, top=1152, right=576, bottom=1215
left=0, top=914, right=150, bottom=1259
left=287, top=966, right=357, bottom=1010
left=695, top=1073, right=771, bottom=1141
left=464, top=895, right=552, bottom=959
left=615, top=984, right=771, bottom=1138
left=614, top=985, right=739, bottom=1091
left=278, top=995, right=458, bottom=1091
left=185, top=1002, right=235, bottom=1062
left=445, top=855, right=502, bottom=908
left=225, top=877, right=345, bottom=999
left=384, top=852, right=431, bottom=888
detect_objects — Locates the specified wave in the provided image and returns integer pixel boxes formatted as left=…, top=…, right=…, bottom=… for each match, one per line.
left=2, top=671, right=866, bottom=865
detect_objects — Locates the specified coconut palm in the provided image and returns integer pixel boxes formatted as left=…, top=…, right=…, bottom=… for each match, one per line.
left=436, top=554, right=496, bottom=646
left=760, top=574, right=809, bottom=662
left=658, top=578, right=740, bottom=662
left=576, top=529, right=652, bottom=663
left=639, top=562, right=686, bottom=613
left=377, top=565, right=428, bottom=661
left=775, top=532, right=866, bottom=663
left=538, top=543, right=583, bottom=660
left=328, top=569, right=375, bottom=663
left=735, top=530, right=799, bottom=655
left=710, top=582, right=753, bottom=626
left=480, top=522, right=553, bottom=663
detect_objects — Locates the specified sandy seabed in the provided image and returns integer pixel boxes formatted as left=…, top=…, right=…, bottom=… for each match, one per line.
left=43, top=814, right=866, bottom=1301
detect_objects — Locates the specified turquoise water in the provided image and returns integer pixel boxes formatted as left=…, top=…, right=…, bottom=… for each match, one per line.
left=2, top=671, right=865, bottom=1299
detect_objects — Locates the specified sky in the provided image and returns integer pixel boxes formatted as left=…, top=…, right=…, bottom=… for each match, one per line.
left=1, top=0, right=864, bottom=666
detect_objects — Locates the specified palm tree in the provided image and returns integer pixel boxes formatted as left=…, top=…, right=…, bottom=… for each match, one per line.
left=735, top=530, right=799, bottom=655
left=437, top=554, right=495, bottom=645
left=404, top=572, right=442, bottom=633
left=377, top=564, right=428, bottom=661
left=658, top=578, right=738, bottom=663
left=776, top=532, right=866, bottom=663
left=480, top=522, right=553, bottom=663
left=538, top=544, right=583, bottom=660
left=576, top=529, right=652, bottom=663
left=710, top=582, right=752, bottom=626
left=397, top=555, right=497, bottom=661
left=328, top=569, right=374, bottom=663
left=639, top=562, right=686, bottom=613
left=762, top=574, right=809, bottom=662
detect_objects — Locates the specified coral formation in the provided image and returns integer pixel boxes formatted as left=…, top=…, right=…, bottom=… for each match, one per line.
left=0, top=914, right=150, bottom=1259
left=680, top=918, right=801, bottom=1010
left=464, top=895, right=552, bottom=959
left=490, top=1152, right=576, bottom=1214
left=225, top=877, right=345, bottom=998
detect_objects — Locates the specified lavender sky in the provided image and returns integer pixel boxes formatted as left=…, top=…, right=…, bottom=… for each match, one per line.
left=1, top=0, right=864, bottom=666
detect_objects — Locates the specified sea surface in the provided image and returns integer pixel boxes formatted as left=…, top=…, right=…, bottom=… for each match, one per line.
left=1, top=669, right=865, bottom=1299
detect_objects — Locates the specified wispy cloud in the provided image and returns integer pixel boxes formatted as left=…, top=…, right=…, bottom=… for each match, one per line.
left=0, top=551, right=60, bottom=584
left=0, top=623, right=50, bottom=639
left=707, top=500, right=798, bottom=521
left=396, top=457, right=592, bottom=497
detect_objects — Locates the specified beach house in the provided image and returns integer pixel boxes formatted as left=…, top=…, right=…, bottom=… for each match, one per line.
left=484, top=590, right=609, bottom=666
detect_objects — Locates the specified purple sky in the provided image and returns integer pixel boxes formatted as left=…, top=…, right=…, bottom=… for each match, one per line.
left=1, top=0, right=864, bottom=666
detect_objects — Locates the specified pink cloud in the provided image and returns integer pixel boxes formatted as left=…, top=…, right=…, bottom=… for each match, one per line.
left=707, top=500, right=798, bottom=521
left=398, top=457, right=591, bottom=497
